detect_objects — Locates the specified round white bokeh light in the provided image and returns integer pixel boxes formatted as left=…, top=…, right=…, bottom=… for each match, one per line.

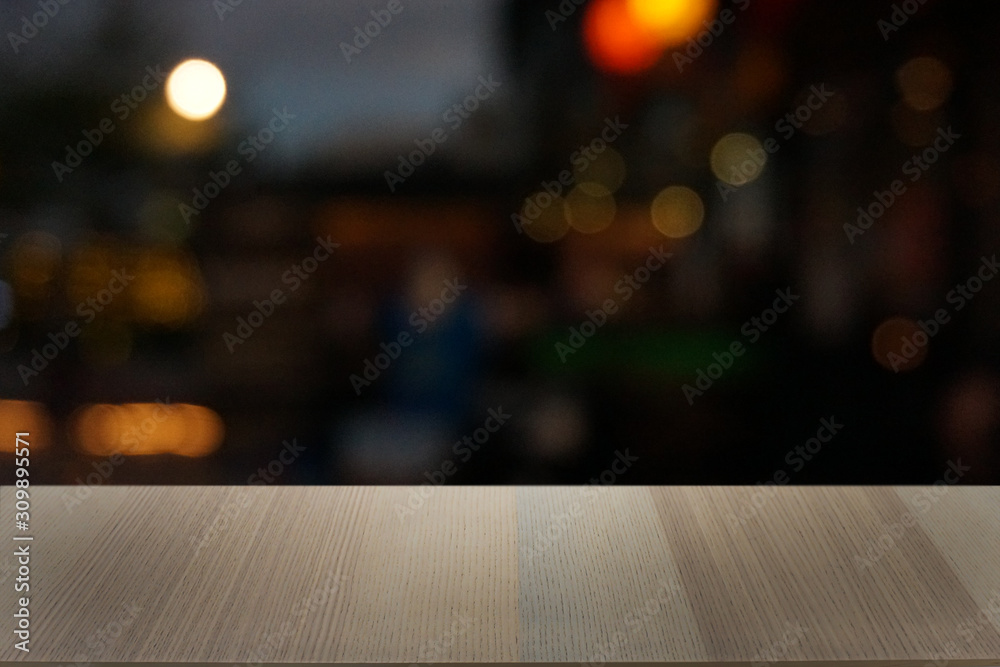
left=166, top=59, right=227, bottom=121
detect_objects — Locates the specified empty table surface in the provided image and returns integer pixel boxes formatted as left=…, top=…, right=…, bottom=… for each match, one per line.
left=1, top=486, right=999, bottom=665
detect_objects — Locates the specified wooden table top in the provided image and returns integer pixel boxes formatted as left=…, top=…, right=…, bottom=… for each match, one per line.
left=1, top=486, right=998, bottom=665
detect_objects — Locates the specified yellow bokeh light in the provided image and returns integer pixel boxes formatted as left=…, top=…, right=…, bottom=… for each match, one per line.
left=896, top=56, right=952, bottom=112
left=71, top=402, right=225, bottom=457
left=710, top=132, right=766, bottom=186
left=651, top=185, right=704, bottom=238
left=131, top=252, right=205, bottom=327
left=522, top=194, right=571, bottom=243
left=565, top=184, right=617, bottom=234
left=627, top=0, right=717, bottom=47
left=575, top=147, right=627, bottom=195
left=166, top=59, right=227, bottom=121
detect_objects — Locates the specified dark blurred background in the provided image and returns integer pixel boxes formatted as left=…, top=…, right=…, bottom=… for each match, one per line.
left=1, top=0, right=998, bottom=486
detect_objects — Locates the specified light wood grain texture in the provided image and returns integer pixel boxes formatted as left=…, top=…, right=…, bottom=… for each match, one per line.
left=1, top=486, right=998, bottom=665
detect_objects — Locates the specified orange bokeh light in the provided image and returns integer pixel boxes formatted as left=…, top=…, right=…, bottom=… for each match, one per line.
left=628, top=0, right=718, bottom=48
left=583, top=0, right=665, bottom=75
left=71, top=402, right=224, bottom=457
left=0, top=401, right=53, bottom=453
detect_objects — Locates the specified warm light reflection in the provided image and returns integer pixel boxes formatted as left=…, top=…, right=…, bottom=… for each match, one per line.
left=583, top=0, right=664, bottom=75
left=710, top=133, right=766, bottom=185
left=651, top=185, right=704, bottom=238
left=72, top=402, right=224, bottom=457
left=627, top=0, right=717, bottom=47
left=871, top=317, right=928, bottom=372
left=166, top=59, right=227, bottom=121
left=565, top=184, right=617, bottom=234
left=896, top=56, right=952, bottom=112
left=0, top=401, right=53, bottom=452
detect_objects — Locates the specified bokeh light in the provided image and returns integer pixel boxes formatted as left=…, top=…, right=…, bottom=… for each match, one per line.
left=871, top=317, right=928, bottom=372
left=565, top=184, right=617, bottom=234
left=131, top=251, right=205, bottom=327
left=0, top=401, right=53, bottom=452
left=710, top=132, right=766, bottom=185
left=627, top=0, right=718, bottom=47
left=583, top=0, right=664, bottom=75
left=71, top=402, right=225, bottom=457
left=166, top=59, right=227, bottom=121
left=576, top=147, right=627, bottom=195
left=896, top=56, right=952, bottom=112
left=650, top=185, right=704, bottom=238
left=523, top=194, right=571, bottom=243
left=7, top=231, right=62, bottom=312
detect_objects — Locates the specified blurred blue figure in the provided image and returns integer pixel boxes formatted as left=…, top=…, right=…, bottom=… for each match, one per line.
left=379, top=252, right=481, bottom=420
left=338, top=251, right=485, bottom=483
